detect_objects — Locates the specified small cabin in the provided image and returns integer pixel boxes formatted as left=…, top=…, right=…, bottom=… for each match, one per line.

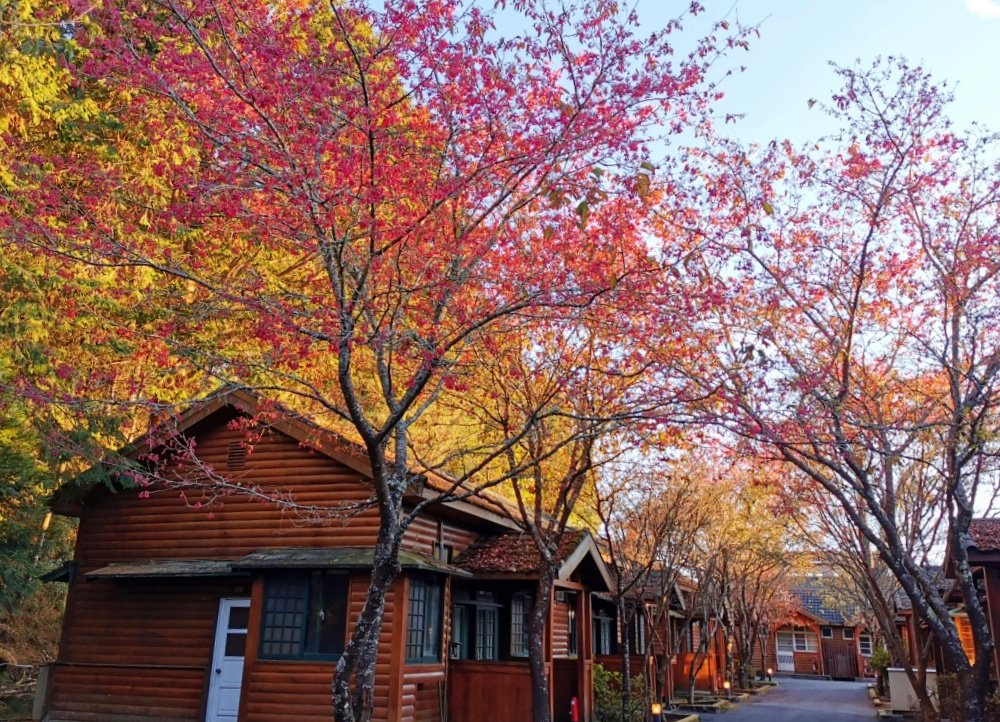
left=38, top=389, right=612, bottom=722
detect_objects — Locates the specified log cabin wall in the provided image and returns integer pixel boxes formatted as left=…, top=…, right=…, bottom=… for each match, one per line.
left=47, top=577, right=245, bottom=722
left=237, top=573, right=401, bottom=722
left=72, top=420, right=383, bottom=565
left=48, top=408, right=489, bottom=722
left=401, top=513, right=480, bottom=560
left=551, top=596, right=572, bottom=658
left=396, top=572, right=451, bottom=722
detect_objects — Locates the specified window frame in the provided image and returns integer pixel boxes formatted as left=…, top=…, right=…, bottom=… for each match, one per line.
left=793, top=631, right=818, bottom=652
left=475, top=605, right=499, bottom=660
left=406, top=575, right=444, bottom=664
left=821, top=627, right=833, bottom=638
left=259, top=571, right=348, bottom=661
left=859, top=633, right=873, bottom=657
left=593, top=613, right=614, bottom=656
left=842, top=628, right=854, bottom=640
left=510, top=591, right=533, bottom=658
left=567, top=602, right=578, bottom=657
left=632, top=606, right=646, bottom=653
left=450, top=604, right=468, bottom=660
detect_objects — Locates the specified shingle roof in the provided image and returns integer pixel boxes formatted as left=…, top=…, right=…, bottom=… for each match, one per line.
left=968, top=519, right=1000, bottom=552
left=791, top=584, right=851, bottom=625
left=455, top=530, right=586, bottom=576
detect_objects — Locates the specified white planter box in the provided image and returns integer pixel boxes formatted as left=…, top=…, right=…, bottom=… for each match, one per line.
left=887, top=667, right=938, bottom=712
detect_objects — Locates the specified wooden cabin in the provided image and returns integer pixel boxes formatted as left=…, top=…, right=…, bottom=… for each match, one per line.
left=765, top=584, right=869, bottom=679
left=37, top=389, right=612, bottom=722
left=939, top=519, right=1000, bottom=678
left=593, top=576, right=726, bottom=700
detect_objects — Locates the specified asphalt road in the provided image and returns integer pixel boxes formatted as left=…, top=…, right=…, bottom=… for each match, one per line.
left=716, top=676, right=875, bottom=721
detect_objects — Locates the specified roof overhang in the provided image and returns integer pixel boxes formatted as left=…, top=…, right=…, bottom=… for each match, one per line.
left=85, top=547, right=472, bottom=579
left=234, top=547, right=471, bottom=577
left=86, top=559, right=244, bottom=579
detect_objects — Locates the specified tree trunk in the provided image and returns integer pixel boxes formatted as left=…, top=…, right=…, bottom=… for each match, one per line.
left=960, top=668, right=986, bottom=722
left=332, top=515, right=402, bottom=722
left=686, top=619, right=715, bottom=704
left=618, top=601, right=632, bottom=722
left=530, top=568, right=557, bottom=722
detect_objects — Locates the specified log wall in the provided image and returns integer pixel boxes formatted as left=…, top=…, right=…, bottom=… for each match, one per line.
left=50, top=411, right=484, bottom=722
left=47, top=577, right=243, bottom=722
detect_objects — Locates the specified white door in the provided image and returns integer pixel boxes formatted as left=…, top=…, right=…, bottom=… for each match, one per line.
left=775, top=631, right=795, bottom=672
left=206, top=598, right=250, bottom=722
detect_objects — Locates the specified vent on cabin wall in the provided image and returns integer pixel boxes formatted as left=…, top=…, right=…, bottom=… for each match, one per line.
left=227, top=441, right=247, bottom=470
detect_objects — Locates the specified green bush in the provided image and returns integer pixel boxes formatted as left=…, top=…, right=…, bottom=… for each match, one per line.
left=594, top=663, right=649, bottom=722
left=869, top=645, right=890, bottom=698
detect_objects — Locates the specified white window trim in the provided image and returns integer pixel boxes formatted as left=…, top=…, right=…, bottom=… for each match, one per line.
left=793, top=631, right=818, bottom=652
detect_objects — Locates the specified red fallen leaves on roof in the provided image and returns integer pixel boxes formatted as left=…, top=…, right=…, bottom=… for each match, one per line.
left=456, top=530, right=586, bottom=575
left=968, top=519, right=1000, bottom=552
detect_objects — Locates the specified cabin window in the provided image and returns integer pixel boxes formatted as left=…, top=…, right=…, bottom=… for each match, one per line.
left=567, top=603, right=578, bottom=657
left=476, top=606, right=498, bottom=660
left=593, top=613, right=614, bottom=656
left=510, top=592, right=533, bottom=658
left=793, top=631, right=818, bottom=652
left=450, top=605, right=468, bottom=659
left=955, top=614, right=976, bottom=663
left=632, top=607, right=646, bottom=653
left=260, top=571, right=348, bottom=659
left=842, top=628, right=854, bottom=640
left=859, top=633, right=873, bottom=656
left=406, top=576, right=443, bottom=663
left=821, top=627, right=832, bottom=638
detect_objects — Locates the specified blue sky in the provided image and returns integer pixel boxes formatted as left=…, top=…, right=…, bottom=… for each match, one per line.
left=637, top=0, right=1000, bottom=144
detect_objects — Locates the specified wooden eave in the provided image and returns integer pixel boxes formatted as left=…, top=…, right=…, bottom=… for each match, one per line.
left=234, top=546, right=472, bottom=577
left=557, top=533, right=614, bottom=593
left=405, top=487, right=520, bottom=533
left=785, top=607, right=829, bottom=627
left=84, top=547, right=472, bottom=580
left=85, top=559, right=245, bottom=579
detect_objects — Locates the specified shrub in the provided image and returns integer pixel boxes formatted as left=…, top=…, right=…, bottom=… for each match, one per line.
left=594, top=663, right=649, bottom=722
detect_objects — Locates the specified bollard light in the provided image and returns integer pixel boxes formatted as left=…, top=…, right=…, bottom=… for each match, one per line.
left=723, top=680, right=731, bottom=698
left=766, top=667, right=773, bottom=681
left=651, top=701, right=662, bottom=722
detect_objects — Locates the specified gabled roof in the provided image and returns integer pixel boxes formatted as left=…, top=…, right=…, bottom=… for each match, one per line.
left=52, top=386, right=516, bottom=527
left=789, top=581, right=858, bottom=626
left=455, top=529, right=614, bottom=591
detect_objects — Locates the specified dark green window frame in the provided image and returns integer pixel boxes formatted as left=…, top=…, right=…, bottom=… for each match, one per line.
left=406, top=575, right=443, bottom=663
left=259, top=571, right=348, bottom=660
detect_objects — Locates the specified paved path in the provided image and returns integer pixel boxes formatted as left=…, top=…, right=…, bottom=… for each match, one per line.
left=711, top=676, right=874, bottom=721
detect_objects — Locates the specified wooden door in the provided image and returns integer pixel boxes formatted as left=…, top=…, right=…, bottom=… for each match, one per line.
left=822, top=639, right=859, bottom=679
left=775, top=632, right=795, bottom=672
